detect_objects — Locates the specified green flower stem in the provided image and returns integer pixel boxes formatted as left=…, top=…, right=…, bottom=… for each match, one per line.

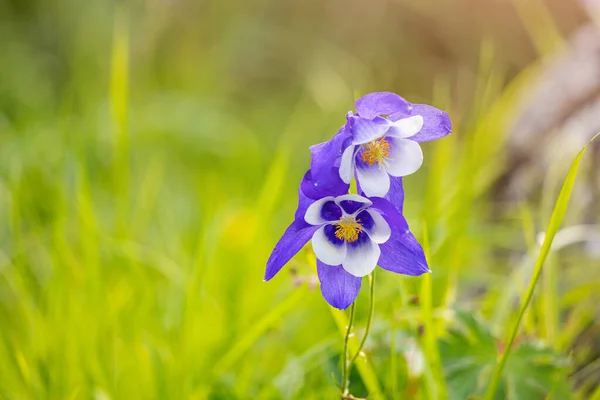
left=349, top=270, right=376, bottom=368
left=341, top=302, right=356, bottom=397
left=341, top=270, right=376, bottom=398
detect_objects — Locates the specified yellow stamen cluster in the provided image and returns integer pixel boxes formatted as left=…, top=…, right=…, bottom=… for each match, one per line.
left=334, top=216, right=362, bottom=243
left=361, top=137, right=390, bottom=166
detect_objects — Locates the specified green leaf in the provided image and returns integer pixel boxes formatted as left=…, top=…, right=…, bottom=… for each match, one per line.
left=440, top=312, right=571, bottom=400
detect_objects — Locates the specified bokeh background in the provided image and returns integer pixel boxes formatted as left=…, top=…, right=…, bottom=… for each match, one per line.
left=1, top=0, right=600, bottom=398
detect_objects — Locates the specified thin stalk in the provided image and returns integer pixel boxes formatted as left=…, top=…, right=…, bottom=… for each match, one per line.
left=341, top=270, right=376, bottom=398
left=341, top=302, right=356, bottom=397
left=349, top=270, right=376, bottom=368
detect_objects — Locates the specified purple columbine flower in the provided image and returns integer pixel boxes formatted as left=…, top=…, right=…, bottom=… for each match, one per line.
left=264, top=172, right=429, bottom=310
left=309, top=92, right=451, bottom=202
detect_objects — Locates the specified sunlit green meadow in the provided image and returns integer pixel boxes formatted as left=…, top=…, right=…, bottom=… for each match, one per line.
left=1, top=1, right=599, bottom=399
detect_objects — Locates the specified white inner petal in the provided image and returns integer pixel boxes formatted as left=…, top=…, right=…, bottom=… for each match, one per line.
left=304, top=196, right=337, bottom=225
left=386, top=115, right=424, bottom=139
left=362, top=209, right=391, bottom=244
left=385, top=138, right=423, bottom=177
left=339, top=145, right=356, bottom=184
left=342, top=237, right=380, bottom=277
left=356, top=164, right=390, bottom=197
left=351, top=117, right=391, bottom=145
left=311, top=225, right=347, bottom=266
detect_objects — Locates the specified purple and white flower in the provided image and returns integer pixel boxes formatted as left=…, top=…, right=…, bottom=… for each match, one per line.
left=305, top=194, right=390, bottom=277
left=265, top=173, right=429, bottom=309
left=309, top=92, right=451, bottom=202
left=264, top=91, right=451, bottom=310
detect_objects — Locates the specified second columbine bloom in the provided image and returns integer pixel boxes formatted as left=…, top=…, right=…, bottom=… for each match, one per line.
left=309, top=92, right=451, bottom=200
left=340, top=112, right=424, bottom=197
left=305, top=194, right=390, bottom=277
left=265, top=176, right=430, bottom=309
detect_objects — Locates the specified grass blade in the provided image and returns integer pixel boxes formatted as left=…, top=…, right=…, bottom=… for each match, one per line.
left=110, top=8, right=130, bottom=232
left=420, top=223, right=447, bottom=399
left=483, top=132, right=600, bottom=400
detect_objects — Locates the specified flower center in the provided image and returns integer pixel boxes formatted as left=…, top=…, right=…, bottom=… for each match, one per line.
left=334, top=215, right=362, bottom=243
left=361, top=137, right=390, bottom=166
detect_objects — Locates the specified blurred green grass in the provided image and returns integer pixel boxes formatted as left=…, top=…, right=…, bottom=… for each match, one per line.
left=1, top=0, right=599, bottom=399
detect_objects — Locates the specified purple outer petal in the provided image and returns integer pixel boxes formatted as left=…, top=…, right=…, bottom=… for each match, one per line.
left=369, top=197, right=408, bottom=231
left=309, top=125, right=351, bottom=193
left=355, top=92, right=412, bottom=119
left=390, top=104, right=451, bottom=143
left=300, top=169, right=348, bottom=204
left=369, top=196, right=428, bottom=275
left=385, top=176, right=405, bottom=214
left=317, top=260, right=362, bottom=309
left=377, top=215, right=429, bottom=276
left=295, top=172, right=314, bottom=220
left=265, top=219, right=319, bottom=281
